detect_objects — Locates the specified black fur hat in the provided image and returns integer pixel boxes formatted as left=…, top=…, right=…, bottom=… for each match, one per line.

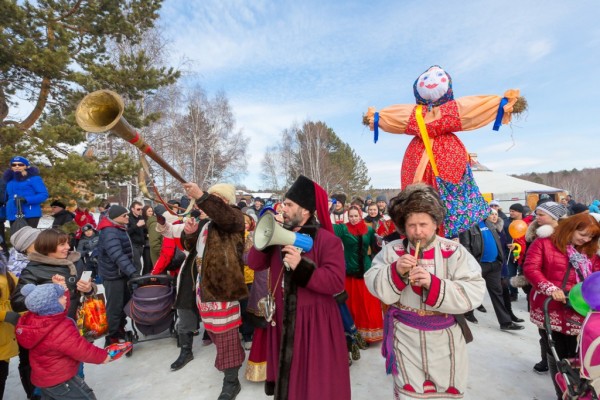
left=388, top=183, right=445, bottom=234
left=285, top=175, right=316, bottom=212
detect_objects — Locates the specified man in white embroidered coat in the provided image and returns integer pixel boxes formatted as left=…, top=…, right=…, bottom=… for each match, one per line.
left=365, top=183, right=485, bottom=399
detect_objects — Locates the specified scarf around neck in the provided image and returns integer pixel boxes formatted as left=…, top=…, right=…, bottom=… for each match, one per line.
left=566, top=244, right=592, bottom=282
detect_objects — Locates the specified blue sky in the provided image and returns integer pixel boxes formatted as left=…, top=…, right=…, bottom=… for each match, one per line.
left=159, top=0, right=600, bottom=190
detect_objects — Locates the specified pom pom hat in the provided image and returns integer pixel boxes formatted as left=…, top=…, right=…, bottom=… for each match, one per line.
left=21, top=283, right=66, bottom=316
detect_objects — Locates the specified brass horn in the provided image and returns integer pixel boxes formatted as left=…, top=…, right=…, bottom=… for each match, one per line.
left=75, top=89, right=187, bottom=183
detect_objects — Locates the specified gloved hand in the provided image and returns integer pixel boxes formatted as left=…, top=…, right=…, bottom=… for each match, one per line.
left=128, top=272, right=141, bottom=281
left=156, top=213, right=166, bottom=226
left=4, top=311, right=21, bottom=326
left=15, top=196, right=27, bottom=204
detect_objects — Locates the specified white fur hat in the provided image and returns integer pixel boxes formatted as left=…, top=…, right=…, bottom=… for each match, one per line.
left=208, top=183, right=236, bottom=205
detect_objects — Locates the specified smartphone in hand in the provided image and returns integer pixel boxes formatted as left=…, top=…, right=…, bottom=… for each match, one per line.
left=81, top=270, right=93, bottom=282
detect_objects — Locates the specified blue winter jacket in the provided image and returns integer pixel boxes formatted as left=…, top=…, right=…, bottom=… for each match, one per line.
left=3, top=167, right=49, bottom=221
left=96, top=217, right=137, bottom=281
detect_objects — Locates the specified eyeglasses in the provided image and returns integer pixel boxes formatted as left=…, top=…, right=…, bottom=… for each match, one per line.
left=11, top=163, right=25, bottom=167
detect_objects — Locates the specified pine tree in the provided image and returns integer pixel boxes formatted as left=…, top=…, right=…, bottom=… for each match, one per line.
left=0, top=0, right=179, bottom=204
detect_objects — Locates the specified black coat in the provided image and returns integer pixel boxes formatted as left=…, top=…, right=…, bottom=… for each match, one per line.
left=96, top=218, right=136, bottom=281
left=52, top=209, right=74, bottom=228
left=11, top=252, right=88, bottom=319
left=459, top=219, right=504, bottom=263
left=127, top=213, right=146, bottom=246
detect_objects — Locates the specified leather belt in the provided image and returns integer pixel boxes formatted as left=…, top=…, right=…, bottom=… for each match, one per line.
left=397, top=303, right=447, bottom=317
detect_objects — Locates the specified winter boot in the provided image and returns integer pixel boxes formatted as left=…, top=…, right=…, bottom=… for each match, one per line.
left=356, top=332, right=369, bottom=350
left=170, top=333, right=194, bottom=371
left=218, top=367, right=241, bottom=400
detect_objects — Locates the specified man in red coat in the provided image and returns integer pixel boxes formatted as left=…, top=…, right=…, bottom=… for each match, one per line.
left=248, top=175, right=351, bottom=400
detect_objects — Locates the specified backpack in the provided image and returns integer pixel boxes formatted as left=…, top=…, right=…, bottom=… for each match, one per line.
left=579, top=311, right=600, bottom=397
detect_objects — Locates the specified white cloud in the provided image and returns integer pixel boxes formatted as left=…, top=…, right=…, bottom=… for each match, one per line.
left=527, top=40, right=553, bottom=62
left=156, top=0, right=600, bottom=190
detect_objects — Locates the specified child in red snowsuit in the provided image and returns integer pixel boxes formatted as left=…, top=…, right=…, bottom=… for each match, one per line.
left=15, top=283, right=110, bottom=399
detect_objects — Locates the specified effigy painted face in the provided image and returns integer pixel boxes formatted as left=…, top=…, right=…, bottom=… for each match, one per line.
left=415, top=66, right=450, bottom=103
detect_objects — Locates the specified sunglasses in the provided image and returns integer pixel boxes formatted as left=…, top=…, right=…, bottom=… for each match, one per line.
left=121, top=214, right=130, bottom=218
left=11, top=163, right=25, bottom=167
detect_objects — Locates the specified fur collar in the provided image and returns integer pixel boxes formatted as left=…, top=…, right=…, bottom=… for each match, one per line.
left=3, top=166, right=41, bottom=182
left=27, top=251, right=80, bottom=276
left=525, top=220, right=555, bottom=242
left=492, top=217, right=504, bottom=232
left=298, top=216, right=319, bottom=239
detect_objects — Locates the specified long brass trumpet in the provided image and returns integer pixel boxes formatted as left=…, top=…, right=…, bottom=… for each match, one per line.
left=75, top=89, right=187, bottom=183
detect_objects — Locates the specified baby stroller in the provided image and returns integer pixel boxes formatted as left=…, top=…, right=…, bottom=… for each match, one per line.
left=124, top=274, right=177, bottom=356
left=544, top=297, right=598, bottom=399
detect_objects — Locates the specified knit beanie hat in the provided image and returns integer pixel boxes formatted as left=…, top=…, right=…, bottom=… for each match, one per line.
left=208, top=183, right=236, bottom=205
left=10, top=156, right=30, bottom=167
left=535, top=201, right=567, bottom=221
left=571, top=203, right=589, bottom=215
left=21, top=283, right=66, bottom=316
left=81, top=223, right=94, bottom=233
left=154, top=204, right=167, bottom=216
left=50, top=200, right=66, bottom=209
left=10, top=226, right=41, bottom=253
left=331, top=193, right=347, bottom=206
left=376, top=194, right=387, bottom=203
left=108, top=205, right=129, bottom=220
left=509, top=203, right=524, bottom=214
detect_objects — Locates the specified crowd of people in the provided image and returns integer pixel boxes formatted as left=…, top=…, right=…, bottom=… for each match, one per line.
left=1, top=155, right=600, bottom=400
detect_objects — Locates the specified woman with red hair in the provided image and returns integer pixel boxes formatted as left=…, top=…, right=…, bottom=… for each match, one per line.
left=524, top=213, right=600, bottom=398
left=334, top=205, right=383, bottom=343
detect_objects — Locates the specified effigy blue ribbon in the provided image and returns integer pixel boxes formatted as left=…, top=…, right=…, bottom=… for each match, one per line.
left=374, top=112, right=379, bottom=143
left=493, top=97, right=509, bottom=131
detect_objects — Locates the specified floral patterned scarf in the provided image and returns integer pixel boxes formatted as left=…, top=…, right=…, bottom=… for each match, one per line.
left=567, top=244, right=592, bottom=283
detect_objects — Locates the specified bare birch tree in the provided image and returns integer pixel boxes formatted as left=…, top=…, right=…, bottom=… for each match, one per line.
left=262, top=119, right=370, bottom=195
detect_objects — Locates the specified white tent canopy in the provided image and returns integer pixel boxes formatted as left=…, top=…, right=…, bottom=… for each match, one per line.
left=473, top=170, right=563, bottom=210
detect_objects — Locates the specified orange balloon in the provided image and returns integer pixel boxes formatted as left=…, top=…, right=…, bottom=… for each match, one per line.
left=508, top=220, right=528, bottom=239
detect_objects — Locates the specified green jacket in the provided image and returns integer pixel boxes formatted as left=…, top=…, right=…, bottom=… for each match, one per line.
left=147, top=215, right=162, bottom=265
left=333, top=224, right=375, bottom=278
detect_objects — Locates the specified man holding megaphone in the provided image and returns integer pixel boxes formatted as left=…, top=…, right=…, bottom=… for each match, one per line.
left=248, top=175, right=351, bottom=400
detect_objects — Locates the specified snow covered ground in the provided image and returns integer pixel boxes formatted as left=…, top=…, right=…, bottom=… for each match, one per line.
left=5, top=293, right=556, bottom=399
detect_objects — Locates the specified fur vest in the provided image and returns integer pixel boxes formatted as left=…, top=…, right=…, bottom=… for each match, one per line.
left=181, top=194, right=247, bottom=303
